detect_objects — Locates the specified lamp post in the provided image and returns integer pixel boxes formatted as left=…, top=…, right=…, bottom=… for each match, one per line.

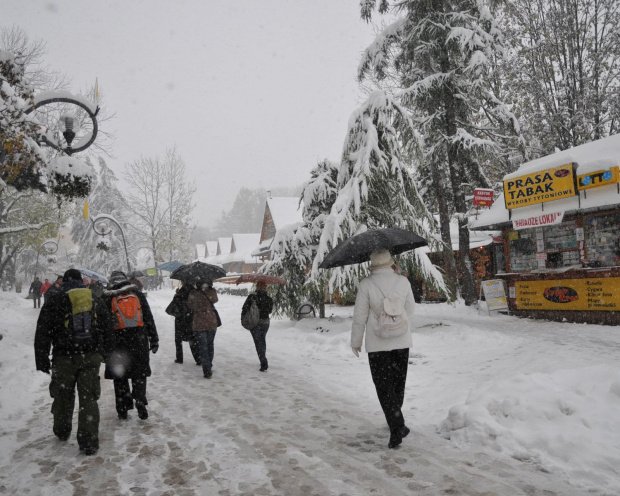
left=24, top=91, right=99, bottom=156
left=90, top=214, right=131, bottom=273
left=34, top=239, right=58, bottom=278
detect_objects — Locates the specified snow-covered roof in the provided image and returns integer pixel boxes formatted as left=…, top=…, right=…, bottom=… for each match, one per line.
left=229, top=233, right=261, bottom=263
left=267, top=197, right=303, bottom=230
left=205, top=241, right=218, bottom=257
left=195, top=244, right=206, bottom=258
left=251, top=238, right=272, bottom=257
left=217, top=237, right=232, bottom=255
left=471, top=133, right=620, bottom=230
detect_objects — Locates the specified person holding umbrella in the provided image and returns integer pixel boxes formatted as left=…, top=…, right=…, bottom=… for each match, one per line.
left=187, top=280, right=221, bottom=379
left=166, top=281, right=201, bottom=366
left=241, top=279, right=274, bottom=372
left=350, top=248, right=416, bottom=448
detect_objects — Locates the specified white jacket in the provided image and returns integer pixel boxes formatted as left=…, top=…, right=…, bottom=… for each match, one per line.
left=351, top=268, right=415, bottom=353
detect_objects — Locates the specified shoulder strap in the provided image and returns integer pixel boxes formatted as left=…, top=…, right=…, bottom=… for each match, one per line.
left=367, top=279, right=387, bottom=299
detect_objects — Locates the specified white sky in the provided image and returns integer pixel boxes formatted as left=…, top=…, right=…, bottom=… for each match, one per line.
left=3, top=0, right=378, bottom=225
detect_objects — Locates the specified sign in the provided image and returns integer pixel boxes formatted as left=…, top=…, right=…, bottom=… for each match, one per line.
left=536, top=252, right=547, bottom=260
left=577, top=166, right=619, bottom=191
left=146, top=268, right=157, bottom=275
left=512, top=211, right=565, bottom=230
left=481, top=279, right=508, bottom=312
left=473, top=188, right=494, bottom=206
left=503, top=163, right=577, bottom=210
left=515, top=277, right=620, bottom=311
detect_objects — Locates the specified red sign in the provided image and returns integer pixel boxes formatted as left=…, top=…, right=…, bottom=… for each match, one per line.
left=473, top=189, right=494, bottom=206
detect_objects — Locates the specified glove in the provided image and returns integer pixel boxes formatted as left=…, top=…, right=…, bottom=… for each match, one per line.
left=352, top=347, right=361, bottom=357
left=150, top=343, right=159, bottom=354
left=38, top=358, right=51, bottom=374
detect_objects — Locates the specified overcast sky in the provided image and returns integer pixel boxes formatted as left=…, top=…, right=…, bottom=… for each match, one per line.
left=4, top=0, right=378, bottom=226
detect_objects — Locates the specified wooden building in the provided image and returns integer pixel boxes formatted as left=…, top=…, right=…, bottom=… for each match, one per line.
left=471, top=134, right=620, bottom=324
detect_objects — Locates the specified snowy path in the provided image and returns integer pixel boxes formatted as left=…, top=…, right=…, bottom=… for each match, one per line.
left=0, top=290, right=614, bottom=495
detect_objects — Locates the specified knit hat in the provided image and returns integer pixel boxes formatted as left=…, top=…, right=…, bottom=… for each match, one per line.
left=108, top=270, right=129, bottom=286
left=369, top=249, right=394, bottom=270
left=63, top=269, right=83, bottom=282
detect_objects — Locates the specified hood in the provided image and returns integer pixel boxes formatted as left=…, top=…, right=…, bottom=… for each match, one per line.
left=104, top=283, right=140, bottom=297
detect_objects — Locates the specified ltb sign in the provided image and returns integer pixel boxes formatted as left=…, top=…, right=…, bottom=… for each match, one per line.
left=473, top=188, right=494, bottom=206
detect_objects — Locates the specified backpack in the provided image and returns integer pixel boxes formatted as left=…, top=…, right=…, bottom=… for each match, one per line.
left=66, top=288, right=95, bottom=340
left=367, top=280, right=409, bottom=339
left=241, top=296, right=260, bottom=330
left=111, top=293, right=144, bottom=330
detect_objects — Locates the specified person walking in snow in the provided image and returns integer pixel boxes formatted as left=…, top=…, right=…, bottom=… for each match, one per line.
left=29, top=276, right=43, bottom=308
left=166, top=282, right=201, bottom=366
left=34, top=269, right=106, bottom=456
left=351, top=249, right=415, bottom=449
left=40, top=278, right=52, bottom=303
left=187, top=280, right=220, bottom=379
left=241, top=281, right=273, bottom=372
left=102, top=271, right=159, bottom=420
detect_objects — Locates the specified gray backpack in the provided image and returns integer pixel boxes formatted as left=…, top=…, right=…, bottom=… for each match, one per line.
left=241, top=297, right=260, bottom=330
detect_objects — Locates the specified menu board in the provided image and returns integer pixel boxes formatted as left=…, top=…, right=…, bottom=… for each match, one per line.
left=515, top=278, right=620, bottom=311
left=481, top=280, right=508, bottom=311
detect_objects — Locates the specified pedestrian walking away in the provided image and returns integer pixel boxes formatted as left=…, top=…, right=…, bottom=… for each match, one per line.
left=29, top=276, right=43, bottom=308
left=33, top=269, right=106, bottom=455
left=241, top=281, right=273, bottom=372
left=40, top=278, right=52, bottom=304
left=165, top=282, right=201, bottom=366
left=187, top=281, right=220, bottom=379
left=102, top=270, right=159, bottom=421
left=351, top=249, right=415, bottom=449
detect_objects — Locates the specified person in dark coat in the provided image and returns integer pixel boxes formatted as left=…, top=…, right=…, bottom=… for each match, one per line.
left=29, top=276, right=43, bottom=308
left=34, top=269, right=105, bottom=455
left=241, top=281, right=274, bottom=372
left=166, top=282, right=201, bottom=365
left=187, top=281, right=219, bottom=379
left=102, top=270, right=159, bottom=420
left=43, top=276, right=64, bottom=305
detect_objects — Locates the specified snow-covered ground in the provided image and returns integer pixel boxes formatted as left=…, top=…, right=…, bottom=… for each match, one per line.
left=1, top=288, right=619, bottom=495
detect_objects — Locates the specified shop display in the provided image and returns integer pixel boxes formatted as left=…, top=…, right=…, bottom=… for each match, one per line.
left=585, top=213, right=620, bottom=266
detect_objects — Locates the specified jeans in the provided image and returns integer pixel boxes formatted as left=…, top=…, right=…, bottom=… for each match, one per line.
left=368, top=348, right=409, bottom=435
left=250, top=322, right=269, bottom=368
left=194, top=330, right=217, bottom=375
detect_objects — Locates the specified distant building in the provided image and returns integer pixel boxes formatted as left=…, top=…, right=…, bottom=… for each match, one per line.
left=252, top=197, right=303, bottom=261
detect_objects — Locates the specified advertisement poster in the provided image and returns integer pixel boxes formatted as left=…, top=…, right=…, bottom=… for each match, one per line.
left=481, top=280, right=508, bottom=311
left=515, top=278, right=620, bottom=311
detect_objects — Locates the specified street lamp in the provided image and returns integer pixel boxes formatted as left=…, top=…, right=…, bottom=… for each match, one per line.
left=25, top=91, right=99, bottom=156
left=90, top=214, right=131, bottom=273
left=35, top=239, right=58, bottom=278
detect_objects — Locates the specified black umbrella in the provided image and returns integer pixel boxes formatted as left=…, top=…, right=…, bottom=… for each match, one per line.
left=127, top=270, right=145, bottom=279
left=319, top=227, right=428, bottom=269
left=170, top=261, right=227, bottom=283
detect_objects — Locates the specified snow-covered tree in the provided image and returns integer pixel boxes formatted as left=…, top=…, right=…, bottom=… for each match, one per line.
left=70, top=157, right=130, bottom=274
left=264, top=159, right=339, bottom=318
left=312, top=91, right=445, bottom=295
left=0, top=49, right=92, bottom=200
left=502, top=0, right=620, bottom=157
left=358, top=0, right=525, bottom=304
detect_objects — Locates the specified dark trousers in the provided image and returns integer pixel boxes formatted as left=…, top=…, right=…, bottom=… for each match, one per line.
left=113, top=377, right=147, bottom=414
left=194, top=330, right=217, bottom=375
left=250, top=322, right=269, bottom=368
left=33, top=295, right=41, bottom=308
left=175, top=334, right=201, bottom=364
left=50, top=354, right=102, bottom=450
left=368, top=348, right=409, bottom=435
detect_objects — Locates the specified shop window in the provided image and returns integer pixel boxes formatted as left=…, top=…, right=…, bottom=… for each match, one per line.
left=542, top=221, right=579, bottom=268
left=585, top=213, right=620, bottom=267
left=509, top=229, right=537, bottom=271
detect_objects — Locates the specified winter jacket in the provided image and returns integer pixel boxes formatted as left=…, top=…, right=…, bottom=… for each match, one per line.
left=29, top=279, right=43, bottom=296
left=34, top=280, right=105, bottom=373
left=101, top=282, right=158, bottom=379
left=351, top=268, right=415, bottom=353
left=241, top=290, right=273, bottom=321
left=40, top=282, right=52, bottom=294
left=167, top=285, right=194, bottom=341
left=187, top=287, right=219, bottom=331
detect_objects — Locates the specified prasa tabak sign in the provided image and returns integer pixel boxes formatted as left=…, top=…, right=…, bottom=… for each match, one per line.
left=503, top=163, right=577, bottom=210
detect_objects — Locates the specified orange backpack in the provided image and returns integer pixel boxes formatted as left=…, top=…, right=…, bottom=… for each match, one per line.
left=111, top=293, right=144, bottom=330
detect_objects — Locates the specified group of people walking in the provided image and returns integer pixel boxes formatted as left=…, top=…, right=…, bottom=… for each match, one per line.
left=167, top=280, right=273, bottom=377
left=33, top=247, right=415, bottom=455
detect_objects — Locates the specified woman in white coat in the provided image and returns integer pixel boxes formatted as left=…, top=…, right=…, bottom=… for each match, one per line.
left=351, top=249, right=416, bottom=448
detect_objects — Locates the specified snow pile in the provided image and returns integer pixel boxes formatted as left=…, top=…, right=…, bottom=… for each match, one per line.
left=438, top=364, right=620, bottom=491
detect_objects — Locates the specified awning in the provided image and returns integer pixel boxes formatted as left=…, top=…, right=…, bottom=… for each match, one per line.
left=157, top=260, right=184, bottom=272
